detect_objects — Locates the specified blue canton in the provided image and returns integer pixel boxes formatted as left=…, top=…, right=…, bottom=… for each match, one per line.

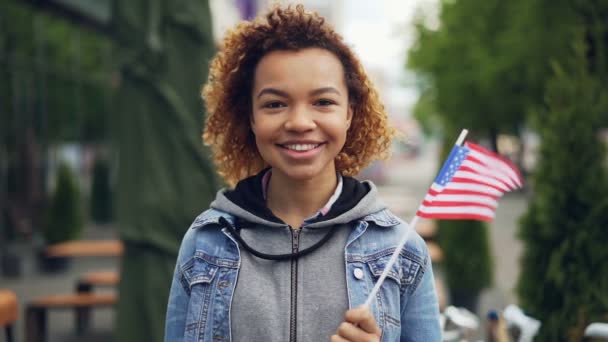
left=434, top=145, right=470, bottom=186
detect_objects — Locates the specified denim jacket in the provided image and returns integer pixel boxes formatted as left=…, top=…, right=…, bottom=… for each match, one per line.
left=165, top=207, right=441, bottom=341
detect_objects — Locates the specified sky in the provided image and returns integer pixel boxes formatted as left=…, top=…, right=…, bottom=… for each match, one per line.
left=341, top=0, right=439, bottom=122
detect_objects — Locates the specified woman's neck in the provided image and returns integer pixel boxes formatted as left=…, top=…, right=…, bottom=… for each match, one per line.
left=266, top=170, right=338, bottom=229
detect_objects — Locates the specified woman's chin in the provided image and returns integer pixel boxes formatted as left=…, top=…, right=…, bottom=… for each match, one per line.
left=272, top=164, right=335, bottom=183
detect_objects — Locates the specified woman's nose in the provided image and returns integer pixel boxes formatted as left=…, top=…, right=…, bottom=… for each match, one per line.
left=284, top=106, right=316, bottom=132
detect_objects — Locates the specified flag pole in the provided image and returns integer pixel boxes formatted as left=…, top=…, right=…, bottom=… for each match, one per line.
left=455, top=129, right=469, bottom=146
left=363, top=129, right=469, bottom=308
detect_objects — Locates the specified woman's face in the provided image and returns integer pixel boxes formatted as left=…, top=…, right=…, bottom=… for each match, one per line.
left=251, top=48, right=352, bottom=183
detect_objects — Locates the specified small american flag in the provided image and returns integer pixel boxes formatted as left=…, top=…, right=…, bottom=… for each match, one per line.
left=416, top=142, right=523, bottom=221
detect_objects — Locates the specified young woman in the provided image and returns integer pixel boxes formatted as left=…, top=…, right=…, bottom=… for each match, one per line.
left=165, top=5, right=441, bottom=342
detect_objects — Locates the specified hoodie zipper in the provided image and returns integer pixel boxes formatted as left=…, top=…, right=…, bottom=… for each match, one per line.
left=290, top=228, right=301, bottom=342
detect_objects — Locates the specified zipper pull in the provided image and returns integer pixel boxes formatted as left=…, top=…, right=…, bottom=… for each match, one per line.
left=292, top=229, right=301, bottom=253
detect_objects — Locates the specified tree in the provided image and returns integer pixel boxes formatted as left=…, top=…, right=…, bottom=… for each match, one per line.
left=517, top=42, right=608, bottom=340
left=408, top=0, right=578, bottom=148
left=45, top=162, right=84, bottom=244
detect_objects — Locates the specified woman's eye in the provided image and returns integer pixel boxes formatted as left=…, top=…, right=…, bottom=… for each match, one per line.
left=263, top=101, right=286, bottom=109
left=314, top=99, right=336, bottom=106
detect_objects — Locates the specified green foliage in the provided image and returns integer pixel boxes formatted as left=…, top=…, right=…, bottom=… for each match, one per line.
left=408, top=0, right=580, bottom=137
left=45, top=163, right=84, bottom=244
left=90, top=158, right=113, bottom=223
left=517, top=43, right=608, bottom=341
left=438, top=219, right=493, bottom=292
left=0, top=0, right=113, bottom=144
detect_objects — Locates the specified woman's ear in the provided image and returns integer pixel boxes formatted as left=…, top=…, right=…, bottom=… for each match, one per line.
left=250, top=116, right=256, bottom=135
left=346, top=107, right=353, bottom=128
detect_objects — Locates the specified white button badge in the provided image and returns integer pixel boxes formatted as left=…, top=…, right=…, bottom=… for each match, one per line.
left=353, top=268, right=364, bottom=280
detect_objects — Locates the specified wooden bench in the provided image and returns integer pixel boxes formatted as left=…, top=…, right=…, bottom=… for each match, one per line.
left=76, top=270, right=120, bottom=293
left=45, top=240, right=123, bottom=258
left=25, top=293, right=117, bottom=342
left=74, top=270, right=120, bottom=333
left=0, top=290, right=18, bottom=342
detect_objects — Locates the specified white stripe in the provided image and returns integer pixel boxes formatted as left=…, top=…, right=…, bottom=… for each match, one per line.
left=428, top=194, right=498, bottom=208
left=445, top=182, right=503, bottom=197
left=425, top=183, right=444, bottom=203
left=430, top=183, right=444, bottom=193
left=468, top=149, right=522, bottom=187
left=454, top=170, right=510, bottom=192
left=417, top=205, right=496, bottom=218
left=461, top=159, right=517, bottom=189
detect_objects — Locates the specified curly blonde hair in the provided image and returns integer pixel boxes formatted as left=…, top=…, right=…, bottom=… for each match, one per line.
left=202, top=4, right=395, bottom=186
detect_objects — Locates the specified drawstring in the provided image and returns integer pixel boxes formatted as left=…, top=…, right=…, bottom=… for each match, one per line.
left=219, top=217, right=338, bottom=261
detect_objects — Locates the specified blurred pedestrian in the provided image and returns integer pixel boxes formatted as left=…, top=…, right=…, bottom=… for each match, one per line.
left=165, top=4, right=440, bottom=341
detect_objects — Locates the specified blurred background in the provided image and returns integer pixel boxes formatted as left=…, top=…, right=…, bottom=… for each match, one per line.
left=1, top=0, right=607, bottom=341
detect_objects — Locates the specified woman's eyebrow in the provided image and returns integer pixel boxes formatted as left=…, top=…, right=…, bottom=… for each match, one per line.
left=256, top=86, right=341, bottom=99
left=309, top=87, right=341, bottom=97
left=256, top=88, right=289, bottom=99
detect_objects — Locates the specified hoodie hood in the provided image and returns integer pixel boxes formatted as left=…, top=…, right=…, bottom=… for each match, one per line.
left=210, top=169, right=386, bottom=229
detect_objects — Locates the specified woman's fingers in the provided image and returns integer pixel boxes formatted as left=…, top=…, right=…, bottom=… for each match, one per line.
left=344, top=306, right=382, bottom=336
left=336, top=322, right=380, bottom=342
left=330, top=334, right=349, bottom=342
left=331, top=306, right=381, bottom=341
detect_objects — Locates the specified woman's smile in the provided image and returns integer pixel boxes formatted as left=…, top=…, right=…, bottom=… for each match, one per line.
left=277, top=142, right=327, bottom=160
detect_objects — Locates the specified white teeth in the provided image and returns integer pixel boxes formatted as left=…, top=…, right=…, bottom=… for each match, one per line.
left=284, top=144, right=320, bottom=151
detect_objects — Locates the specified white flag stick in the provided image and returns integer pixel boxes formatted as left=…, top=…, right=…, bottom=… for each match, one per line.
left=363, top=128, right=469, bottom=308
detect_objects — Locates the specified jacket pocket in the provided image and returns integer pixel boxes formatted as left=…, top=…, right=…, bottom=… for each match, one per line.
left=365, top=249, right=421, bottom=288
left=180, top=253, right=220, bottom=341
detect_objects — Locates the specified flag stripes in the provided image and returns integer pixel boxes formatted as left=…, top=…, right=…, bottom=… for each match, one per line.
left=416, top=142, right=523, bottom=221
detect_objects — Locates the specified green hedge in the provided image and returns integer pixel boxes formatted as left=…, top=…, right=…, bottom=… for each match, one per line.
left=45, top=162, right=84, bottom=245
left=517, top=46, right=608, bottom=341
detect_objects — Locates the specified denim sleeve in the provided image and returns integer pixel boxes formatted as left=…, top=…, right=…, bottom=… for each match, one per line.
left=400, top=251, right=442, bottom=341
left=164, top=228, right=196, bottom=342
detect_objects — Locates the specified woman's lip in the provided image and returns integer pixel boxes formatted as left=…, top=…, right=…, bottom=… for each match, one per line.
left=277, top=141, right=325, bottom=145
left=277, top=143, right=325, bottom=159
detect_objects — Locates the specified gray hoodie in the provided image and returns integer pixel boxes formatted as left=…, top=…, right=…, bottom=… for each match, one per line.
left=209, top=170, right=387, bottom=342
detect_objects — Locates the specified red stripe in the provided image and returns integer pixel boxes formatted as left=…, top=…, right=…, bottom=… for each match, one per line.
left=421, top=200, right=496, bottom=210
left=416, top=211, right=494, bottom=222
left=465, top=154, right=484, bottom=166
left=427, top=187, right=500, bottom=199
left=437, top=188, right=499, bottom=199
left=450, top=177, right=505, bottom=193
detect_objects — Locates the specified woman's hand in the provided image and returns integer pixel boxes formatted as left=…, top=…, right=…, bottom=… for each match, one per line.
left=330, top=306, right=382, bottom=342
